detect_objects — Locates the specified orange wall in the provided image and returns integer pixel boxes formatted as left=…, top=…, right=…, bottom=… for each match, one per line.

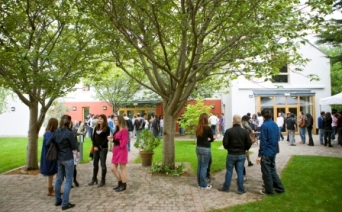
left=65, top=102, right=112, bottom=122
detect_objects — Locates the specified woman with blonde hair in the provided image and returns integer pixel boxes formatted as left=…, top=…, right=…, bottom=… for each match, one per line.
left=110, top=115, right=129, bottom=192
left=40, top=118, right=59, bottom=196
left=195, top=113, right=215, bottom=189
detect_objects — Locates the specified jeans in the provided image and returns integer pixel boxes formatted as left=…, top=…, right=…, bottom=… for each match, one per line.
left=288, top=130, right=295, bottom=145
left=221, top=125, right=225, bottom=135
left=260, top=155, right=285, bottom=195
left=331, top=126, right=336, bottom=140
left=196, top=146, right=211, bottom=188
left=221, top=154, right=246, bottom=193
left=210, top=125, right=216, bottom=135
left=136, top=129, right=143, bottom=142
left=55, top=159, right=74, bottom=207
left=299, top=127, right=306, bottom=143
left=278, top=127, right=284, bottom=140
left=152, top=127, right=159, bottom=138
left=93, top=148, right=108, bottom=172
left=127, top=131, right=132, bottom=151
left=319, top=129, right=325, bottom=145
left=159, top=127, right=164, bottom=137
left=207, top=155, right=212, bottom=178
left=324, top=130, right=332, bottom=146
left=180, top=128, right=185, bottom=135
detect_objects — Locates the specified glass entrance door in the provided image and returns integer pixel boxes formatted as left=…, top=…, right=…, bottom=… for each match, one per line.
left=287, top=107, right=299, bottom=133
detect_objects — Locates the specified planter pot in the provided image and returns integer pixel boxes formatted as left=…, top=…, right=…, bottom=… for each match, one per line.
left=139, top=151, right=154, bottom=167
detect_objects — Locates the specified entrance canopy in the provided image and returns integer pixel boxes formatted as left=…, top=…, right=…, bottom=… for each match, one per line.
left=319, top=93, right=342, bottom=105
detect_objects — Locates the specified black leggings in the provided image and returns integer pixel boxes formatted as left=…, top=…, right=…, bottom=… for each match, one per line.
left=73, top=165, right=77, bottom=180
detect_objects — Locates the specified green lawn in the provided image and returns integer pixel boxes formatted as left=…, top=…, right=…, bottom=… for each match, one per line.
left=135, top=140, right=228, bottom=173
left=213, top=156, right=342, bottom=212
left=0, top=137, right=93, bottom=173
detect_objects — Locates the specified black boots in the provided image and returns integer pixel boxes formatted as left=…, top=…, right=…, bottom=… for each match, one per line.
left=98, top=170, right=106, bottom=187
left=88, top=168, right=98, bottom=185
left=113, top=181, right=122, bottom=190
left=115, top=182, right=126, bottom=192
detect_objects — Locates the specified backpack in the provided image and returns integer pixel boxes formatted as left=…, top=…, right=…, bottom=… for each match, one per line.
left=126, top=119, right=134, bottom=131
left=152, top=119, right=160, bottom=129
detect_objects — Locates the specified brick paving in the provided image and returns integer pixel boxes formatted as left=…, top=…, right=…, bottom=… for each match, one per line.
left=0, top=135, right=341, bottom=212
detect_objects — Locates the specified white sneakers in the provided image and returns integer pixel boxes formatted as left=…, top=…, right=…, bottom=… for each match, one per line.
left=199, top=185, right=212, bottom=189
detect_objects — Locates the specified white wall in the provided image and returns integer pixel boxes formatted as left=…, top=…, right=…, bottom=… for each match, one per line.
left=0, top=97, right=31, bottom=136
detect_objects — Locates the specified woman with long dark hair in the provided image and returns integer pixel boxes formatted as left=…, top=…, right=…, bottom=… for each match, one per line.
left=88, top=114, right=110, bottom=187
left=40, top=118, right=59, bottom=196
left=110, top=115, right=129, bottom=192
left=195, top=113, right=215, bottom=189
left=323, top=112, right=333, bottom=147
left=46, top=115, right=78, bottom=210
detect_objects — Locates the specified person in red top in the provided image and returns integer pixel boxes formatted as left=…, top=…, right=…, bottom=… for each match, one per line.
left=110, top=115, right=129, bottom=192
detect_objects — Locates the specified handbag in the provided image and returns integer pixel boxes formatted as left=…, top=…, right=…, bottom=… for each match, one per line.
left=46, top=142, right=57, bottom=160
left=249, top=132, right=256, bottom=144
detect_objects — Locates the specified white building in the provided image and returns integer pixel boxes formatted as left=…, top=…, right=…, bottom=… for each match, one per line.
left=221, top=41, right=331, bottom=131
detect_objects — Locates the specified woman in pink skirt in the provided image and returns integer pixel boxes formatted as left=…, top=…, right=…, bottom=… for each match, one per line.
left=110, top=115, right=129, bottom=192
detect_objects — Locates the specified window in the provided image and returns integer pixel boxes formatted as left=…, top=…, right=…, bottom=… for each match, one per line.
left=272, top=65, right=288, bottom=83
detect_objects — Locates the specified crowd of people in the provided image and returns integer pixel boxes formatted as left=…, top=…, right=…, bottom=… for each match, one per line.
left=40, top=112, right=167, bottom=210
left=40, top=108, right=342, bottom=209
left=195, top=109, right=284, bottom=195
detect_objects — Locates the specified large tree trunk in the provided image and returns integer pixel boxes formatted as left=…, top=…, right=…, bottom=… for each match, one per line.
left=162, top=112, right=176, bottom=168
left=26, top=102, right=39, bottom=170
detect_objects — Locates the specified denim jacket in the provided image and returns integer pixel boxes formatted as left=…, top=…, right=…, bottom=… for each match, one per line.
left=46, top=127, right=78, bottom=161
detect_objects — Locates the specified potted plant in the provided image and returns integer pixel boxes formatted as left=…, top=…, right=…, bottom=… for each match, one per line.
left=134, top=130, right=161, bottom=166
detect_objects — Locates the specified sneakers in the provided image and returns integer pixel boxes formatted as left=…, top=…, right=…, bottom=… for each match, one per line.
left=260, top=190, right=267, bottom=195
left=62, top=203, right=75, bottom=211
left=200, top=185, right=212, bottom=190
left=248, top=161, right=254, bottom=166
left=290, top=144, right=296, bottom=146
left=206, top=176, right=215, bottom=183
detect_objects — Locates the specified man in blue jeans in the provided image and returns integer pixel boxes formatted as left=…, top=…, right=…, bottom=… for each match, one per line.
left=257, top=109, right=285, bottom=195
left=218, top=114, right=252, bottom=194
left=318, top=111, right=325, bottom=145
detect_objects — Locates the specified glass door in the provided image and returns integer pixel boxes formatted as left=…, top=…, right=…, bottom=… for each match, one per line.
left=287, top=107, right=299, bottom=133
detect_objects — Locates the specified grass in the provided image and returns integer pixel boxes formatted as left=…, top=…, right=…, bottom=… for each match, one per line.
left=135, top=140, right=228, bottom=173
left=0, top=137, right=93, bottom=173
left=212, top=155, right=342, bottom=212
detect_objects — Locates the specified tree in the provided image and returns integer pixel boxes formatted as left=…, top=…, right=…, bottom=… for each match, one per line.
left=178, top=99, right=211, bottom=137
left=0, top=87, right=12, bottom=114
left=43, top=101, right=70, bottom=127
left=317, top=0, right=342, bottom=64
left=320, top=47, right=342, bottom=95
left=0, top=0, right=99, bottom=170
left=84, top=64, right=147, bottom=114
left=82, top=0, right=327, bottom=168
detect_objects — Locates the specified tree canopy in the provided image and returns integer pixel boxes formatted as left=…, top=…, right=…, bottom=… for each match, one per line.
left=81, top=0, right=330, bottom=167
left=0, top=0, right=100, bottom=169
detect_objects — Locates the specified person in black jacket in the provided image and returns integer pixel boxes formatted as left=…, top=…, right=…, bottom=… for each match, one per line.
left=46, top=115, right=78, bottom=210
left=195, top=113, right=215, bottom=189
left=323, top=112, right=333, bottom=147
left=88, top=114, right=110, bottom=187
left=218, top=114, right=252, bottom=194
left=306, top=113, right=314, bottom=146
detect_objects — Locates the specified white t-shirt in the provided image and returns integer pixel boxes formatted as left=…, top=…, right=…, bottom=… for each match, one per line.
left=276, top=116, right=284, bottom=127
left=257, top=116, right=264, bottom=127
left=209, top=115, right=220, bottom=125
